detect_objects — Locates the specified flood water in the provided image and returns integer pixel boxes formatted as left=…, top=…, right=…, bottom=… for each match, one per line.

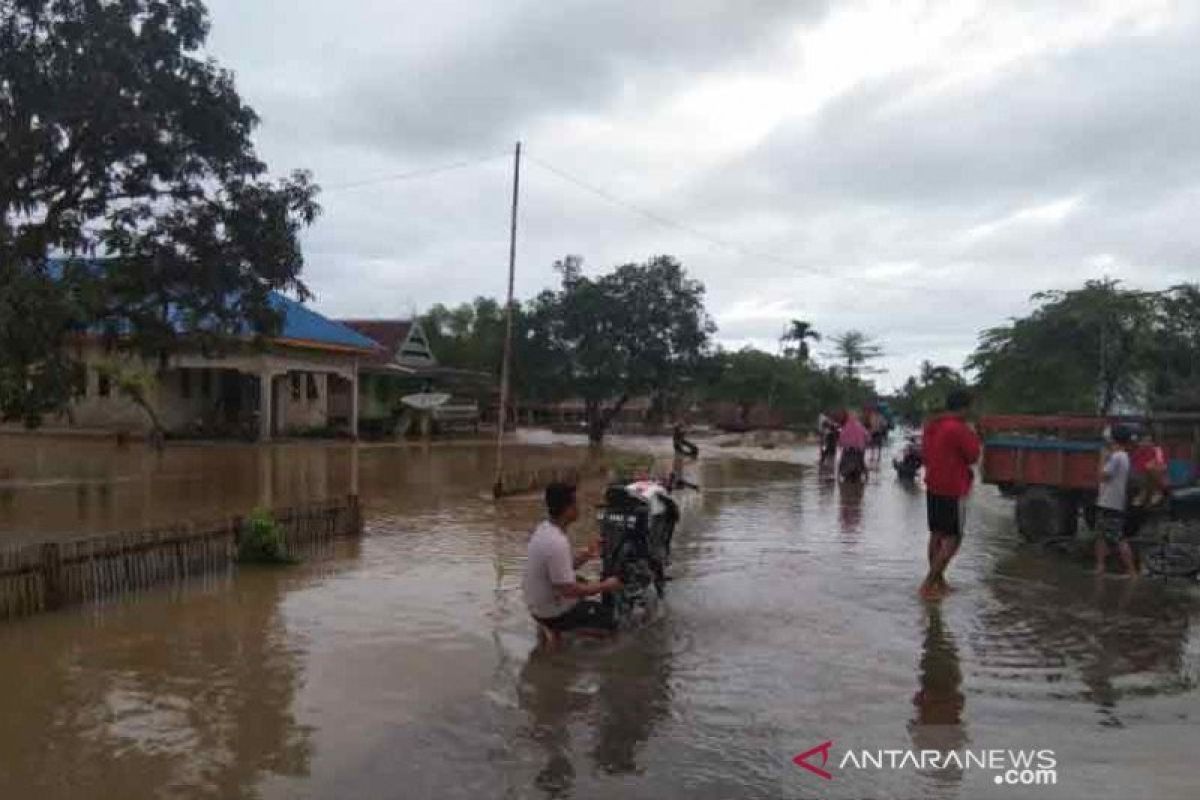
left=1, top=434, right=1198, bottom=799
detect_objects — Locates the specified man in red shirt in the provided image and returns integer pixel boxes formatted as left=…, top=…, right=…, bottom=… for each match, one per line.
left=920, top=390, right=982, bottom=600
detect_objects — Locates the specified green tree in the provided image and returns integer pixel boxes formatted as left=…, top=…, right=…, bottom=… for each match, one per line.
left=827, top=330, right=884, bottom=380
left=0, top=261, right=84, bottom=426
left=529, top=255, right=715, bottom=443
left=1148, top=284, right=1200, bottom=410
left=894, top=361, right=967, bottom=424
left=706, top=347, right=780, bottom=424
left=968, top=279, right=1155, bottom=414
left=781, top=319, right=821, bottom=362
left=421, top=296, right=563, bottom=413
left=1, top=0, right=320, bottom=424
left=704, top=347, right=875, bottom=429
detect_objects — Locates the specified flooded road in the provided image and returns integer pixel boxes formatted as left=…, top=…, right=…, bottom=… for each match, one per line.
left=1, top=436, right=1198, bottom=799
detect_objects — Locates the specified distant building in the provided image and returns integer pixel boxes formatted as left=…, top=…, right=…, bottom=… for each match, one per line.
left=338, top=319, right=490, bottom=436
left=66, top=293, right=379, bottom=440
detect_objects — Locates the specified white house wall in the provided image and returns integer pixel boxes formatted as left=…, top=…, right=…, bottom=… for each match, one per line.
left=65, top=342, right=360, bottom=437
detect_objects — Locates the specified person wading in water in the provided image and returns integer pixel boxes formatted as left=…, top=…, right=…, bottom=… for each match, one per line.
left=523, top=483, right=622, bottom=647
left=838, top=410, right=869, bottom=483
left=919, top=390, right=981, bottom=600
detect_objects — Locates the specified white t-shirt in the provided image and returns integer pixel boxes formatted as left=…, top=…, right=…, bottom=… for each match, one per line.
left=523, top=520, right=578, bottom=619
left=1098, top=449, right=1131, bottom=511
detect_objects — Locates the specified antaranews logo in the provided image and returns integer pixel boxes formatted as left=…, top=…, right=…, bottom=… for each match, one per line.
left=793, top=741, right=1058, bottom=787
left=792, top=741, right=835, bottom=781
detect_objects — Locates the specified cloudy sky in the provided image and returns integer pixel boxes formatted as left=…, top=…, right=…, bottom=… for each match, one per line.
left=205, top=0, right=1199, bottom=389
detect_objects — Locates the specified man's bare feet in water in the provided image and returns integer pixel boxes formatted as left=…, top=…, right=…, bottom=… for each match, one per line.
left=919, top=581, right=944, bottom=601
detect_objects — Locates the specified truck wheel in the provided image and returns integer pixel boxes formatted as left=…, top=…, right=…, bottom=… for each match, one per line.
left=1017, top=488, right=1071, bottom=542
left=1059, top=495, right=1080, bottom=537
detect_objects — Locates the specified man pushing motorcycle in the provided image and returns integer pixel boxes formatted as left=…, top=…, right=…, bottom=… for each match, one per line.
left=524, top=483, right=623, bottom=646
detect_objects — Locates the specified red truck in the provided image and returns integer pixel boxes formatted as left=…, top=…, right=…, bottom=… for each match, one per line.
left=979, top=413, right=1200, bottom=540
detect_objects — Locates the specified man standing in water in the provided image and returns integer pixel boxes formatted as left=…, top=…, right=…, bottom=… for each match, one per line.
left=524, top=483, right=622, bottom=644
left=920, top=390, right=981, bottom=600
left=1094, top=425, right=1138, bottom=578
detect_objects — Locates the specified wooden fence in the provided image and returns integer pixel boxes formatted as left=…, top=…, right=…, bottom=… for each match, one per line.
left=0, top=495, right=363, bottom=622
left=493, top=462, right=612, bottom=498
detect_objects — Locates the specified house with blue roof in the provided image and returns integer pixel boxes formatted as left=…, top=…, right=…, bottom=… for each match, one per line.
left=68, top=291, right=383, bottom=440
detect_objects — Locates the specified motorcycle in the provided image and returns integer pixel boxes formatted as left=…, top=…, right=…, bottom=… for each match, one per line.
left=893, top=435, right=923, bottom=481
left=597, top=479, right=680, bottom=629
left=820, top=424, right=840, bottom=463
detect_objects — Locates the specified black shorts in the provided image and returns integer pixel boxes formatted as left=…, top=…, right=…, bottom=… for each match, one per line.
left=535, top=600, right=616, bottom=632
left=927, top=494, right=966, bottom=539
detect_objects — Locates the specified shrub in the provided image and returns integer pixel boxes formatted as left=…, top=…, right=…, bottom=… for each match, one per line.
left=238, top=508, right=296, bottom=564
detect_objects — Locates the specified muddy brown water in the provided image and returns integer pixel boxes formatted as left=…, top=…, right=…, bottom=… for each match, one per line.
left=1, top=434, right=1198, bottom=799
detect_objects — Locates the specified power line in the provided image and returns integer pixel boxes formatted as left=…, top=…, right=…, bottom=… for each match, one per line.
left=526, top=151, right=977, bottom=303
left=322, top=152, right=508, bottom=193
left=524, top=152, right=832, bottom=279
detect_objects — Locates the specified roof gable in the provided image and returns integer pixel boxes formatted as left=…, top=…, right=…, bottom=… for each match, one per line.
left=340, top=319, right=437, bottom=367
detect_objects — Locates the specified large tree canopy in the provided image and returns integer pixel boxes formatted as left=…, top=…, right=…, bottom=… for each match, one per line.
left=1, top=0, right=319, bottom=424
left=527, top=254, right=715, bottom=443
left=967, top=280, right=1159, bottom=415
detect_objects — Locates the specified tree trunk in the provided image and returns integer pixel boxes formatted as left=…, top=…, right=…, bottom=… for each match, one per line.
left=586, top=394, right=630, bottom=445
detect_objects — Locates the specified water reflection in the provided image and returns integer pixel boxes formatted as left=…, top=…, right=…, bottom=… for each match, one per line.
left=981, top=552, right=1198, bottom=719
left=909, top=604, right=967, bottom=786
left=838, top=481, right=865, bottom=535
left=590, top=633, right=673, bottom=776
left=518, top=650, right=585, bottom=798
left=516, top=629, right=674, bottom=797
left=0, top=570, right=311, bottom=799
left=0, top=435, right=587, bottom=542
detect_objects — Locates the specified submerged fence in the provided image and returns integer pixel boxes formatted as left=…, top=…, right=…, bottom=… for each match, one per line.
left=494, top=462, right=615, bottom=498
left=493, top=452, right=661, bottom=498
left=0, top=495, right=363, bottom=622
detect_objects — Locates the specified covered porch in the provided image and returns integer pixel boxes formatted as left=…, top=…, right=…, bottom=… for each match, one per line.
left=166, top=351, right=360, bottom=441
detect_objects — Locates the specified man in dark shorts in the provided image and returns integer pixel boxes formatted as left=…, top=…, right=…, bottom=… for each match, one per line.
left=523, top=483, right=622, bottom=643
left=1094, top=425, right=1137, bottom=578
left=919, top=390, right=982, bottom=600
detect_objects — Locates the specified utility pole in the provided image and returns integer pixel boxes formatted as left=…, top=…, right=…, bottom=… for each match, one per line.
left=493, top=141, right=521, bottom=497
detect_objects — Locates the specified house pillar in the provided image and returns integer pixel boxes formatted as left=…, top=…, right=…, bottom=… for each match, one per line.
left=259, top=371, right=274, bottom=441
left=349, top=360, right=360, bottom=439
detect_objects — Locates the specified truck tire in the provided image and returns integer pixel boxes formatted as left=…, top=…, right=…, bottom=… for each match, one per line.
left=1017, top=488, right=1076, bottom=542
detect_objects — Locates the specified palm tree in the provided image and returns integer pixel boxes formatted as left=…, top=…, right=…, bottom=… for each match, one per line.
left=828, top=330, right=884, bottom=379
left=780, top=319, right=821, bottom=363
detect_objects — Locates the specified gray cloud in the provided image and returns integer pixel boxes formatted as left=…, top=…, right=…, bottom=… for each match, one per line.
left=200, top=1, right=1200, bottom=389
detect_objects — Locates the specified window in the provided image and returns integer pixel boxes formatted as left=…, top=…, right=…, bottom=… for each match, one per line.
left=290, top=373, right=302, bottom=400
left=200, top=369, right=212, bottom=398
left=180, top=369, right=191, bottom=399
left=97, top=370, right=111, bottom=398
left=306, top=373, right=320, bottom=401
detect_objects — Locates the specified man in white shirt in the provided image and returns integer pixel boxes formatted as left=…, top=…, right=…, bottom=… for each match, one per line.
left=523, top=483, right=622, bottom=638
left=1094, top=425, right=1137, bottom=578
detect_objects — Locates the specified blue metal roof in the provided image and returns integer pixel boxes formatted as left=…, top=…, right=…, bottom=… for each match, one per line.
left=41, top=258, right=379, bottom=352
left=269, top=293, right=380, bottom=351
